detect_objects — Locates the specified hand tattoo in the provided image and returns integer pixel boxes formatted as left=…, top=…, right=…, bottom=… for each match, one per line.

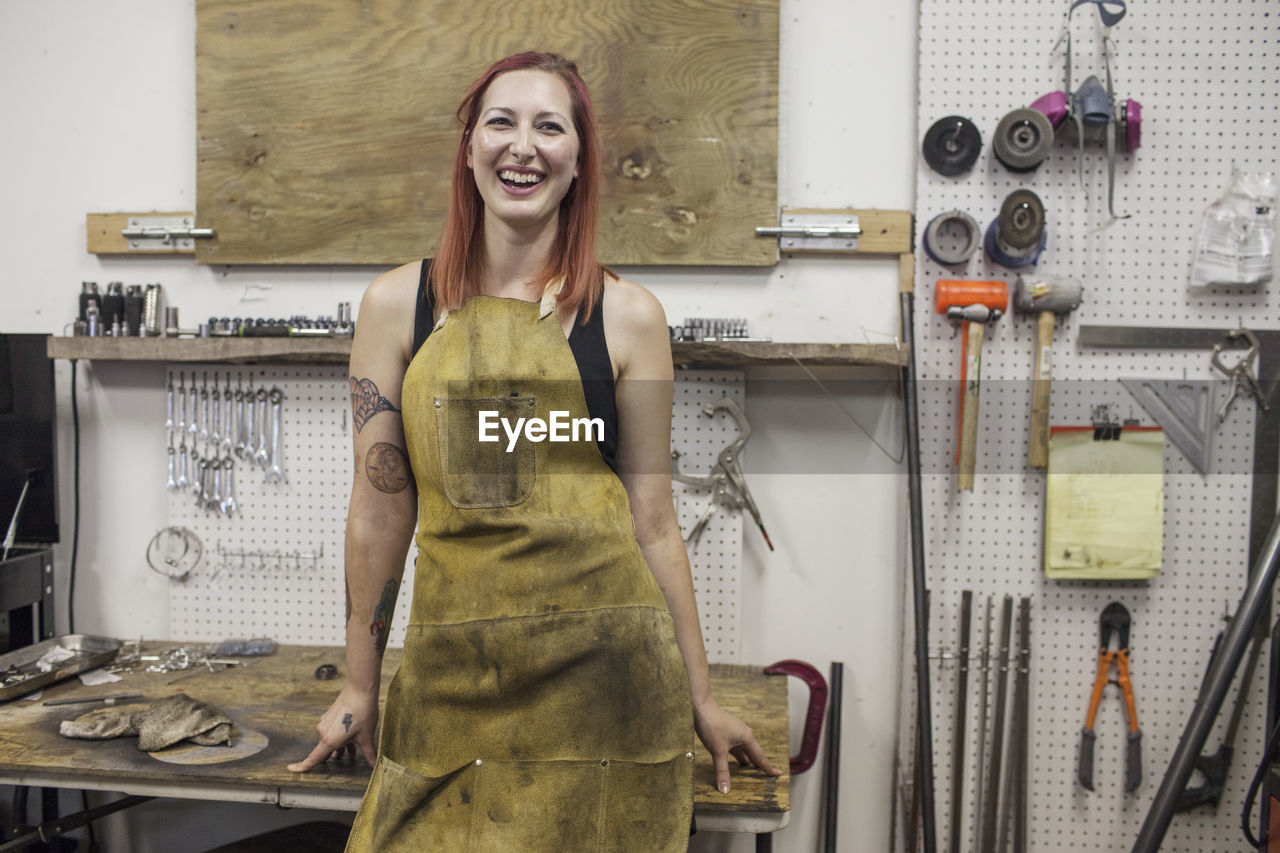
left=342, top=713, right=353, bottom=733
left=350, top=377, right=400, bottom=432
left=366, top=442, right=412, bottom=493
left=370, top=579, right=398, bottom=657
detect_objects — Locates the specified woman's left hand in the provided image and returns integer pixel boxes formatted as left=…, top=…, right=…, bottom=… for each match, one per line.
left=693, top=697, right=782, bottom=794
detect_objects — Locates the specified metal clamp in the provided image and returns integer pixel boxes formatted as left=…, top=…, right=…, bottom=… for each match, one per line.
left=121, top=216, right=215, bottom=252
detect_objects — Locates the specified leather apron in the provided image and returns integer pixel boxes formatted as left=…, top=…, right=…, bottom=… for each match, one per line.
left=345, top=294, right=695, bottom=851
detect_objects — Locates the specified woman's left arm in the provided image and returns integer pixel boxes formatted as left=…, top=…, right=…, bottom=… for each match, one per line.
left=607, top=279, right=780, bottom=795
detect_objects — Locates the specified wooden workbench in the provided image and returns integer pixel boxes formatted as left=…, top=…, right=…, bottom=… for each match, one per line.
left=0, top=644, right=789, bottom=834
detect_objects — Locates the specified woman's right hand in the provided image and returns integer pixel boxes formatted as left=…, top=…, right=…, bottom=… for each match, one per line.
left=287, top=685, right=380, bottom=772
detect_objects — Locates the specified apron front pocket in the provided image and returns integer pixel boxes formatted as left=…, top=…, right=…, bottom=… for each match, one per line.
left=345, top=755, right=476, bottom=851
left=435, top=395, right=537, bottom=508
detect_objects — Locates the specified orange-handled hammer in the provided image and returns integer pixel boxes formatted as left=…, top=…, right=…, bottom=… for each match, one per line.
left=935, top=280, right=1008, bottom=491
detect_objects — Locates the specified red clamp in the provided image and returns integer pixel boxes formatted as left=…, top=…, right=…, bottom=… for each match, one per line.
left=764, top=659, right=828, bottom=775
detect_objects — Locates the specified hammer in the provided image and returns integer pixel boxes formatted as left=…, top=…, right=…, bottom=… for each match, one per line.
left=1013, top=273, right=1083, bottom=468
left=935, top=280, right=1008, bottom=491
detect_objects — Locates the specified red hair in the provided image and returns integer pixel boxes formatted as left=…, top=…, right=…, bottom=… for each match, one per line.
left=432, top=51, right=608, bottom=323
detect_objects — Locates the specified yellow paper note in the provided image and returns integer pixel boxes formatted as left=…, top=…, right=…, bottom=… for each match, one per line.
left=1045, top=428, right=1164, bottom=580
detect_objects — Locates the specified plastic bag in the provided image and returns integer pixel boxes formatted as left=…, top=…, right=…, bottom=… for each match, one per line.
left=1190, top=170, right=1277, bottom=288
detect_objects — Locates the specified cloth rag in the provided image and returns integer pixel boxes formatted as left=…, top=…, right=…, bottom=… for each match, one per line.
left=59, top=693, right=233, bottom=751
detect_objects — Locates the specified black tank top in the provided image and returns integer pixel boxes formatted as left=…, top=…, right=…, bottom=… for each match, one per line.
left=411, top=259, right=619, bottom=473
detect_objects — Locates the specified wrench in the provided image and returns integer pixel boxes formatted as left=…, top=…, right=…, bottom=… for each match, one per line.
left=210, top=372, right=221, bottom=447
left=221, top=456, right=237, bottom=515
left=197, top=372, right=210, bottom=445
left=208, top=458, right=222, bottom=513
left=166, top=440, right=177, bottom=490
left=195, top=458, right=209, bottom=505
left=254, top=388, right=270, bottom=468
left=234, top=378, right=247, bottom=459
left=177, top=371, right=188, bottom=435
left=244, top=379, right=257, bottom=462
left=221, top=376, right=234, bottom=455
left=176, top=440, right=189, bottom=489
left=187, top=374, right=199, bottom=439
left=266, top=388, right=285, bottom=483
left=165, top=373, right=175, bottom=431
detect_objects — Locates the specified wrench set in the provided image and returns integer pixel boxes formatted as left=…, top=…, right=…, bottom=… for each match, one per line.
left=165, top=369, right=287, bottom=517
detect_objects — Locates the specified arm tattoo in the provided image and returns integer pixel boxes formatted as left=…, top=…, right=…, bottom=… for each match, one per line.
left=366, top=442, right=412, bottom=493
left=342, top=713, right=353, bottom=733
left=370, top=580, right=399, bottom=656
left=350, top=376, right=400, bottom=432
left=345, top=578, right=353, bottom=624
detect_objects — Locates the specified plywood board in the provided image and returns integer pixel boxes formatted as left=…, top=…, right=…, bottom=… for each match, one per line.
left=195, top=0, right=778, bottom=266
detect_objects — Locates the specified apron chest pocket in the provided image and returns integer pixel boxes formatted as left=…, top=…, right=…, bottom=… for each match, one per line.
left=435, top=395, right=537, bottom=508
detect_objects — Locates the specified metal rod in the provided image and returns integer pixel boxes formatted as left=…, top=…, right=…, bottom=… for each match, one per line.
left=0, top=794, right=153, bottom=852
left=949, top=590, right=973, bottom=853
left=1131, top=510, right=1280, bottom=853
left=900, top=290, right=939, bottom=853
left=973, top=596, right=994, bottom=853
left=823, top=661, right=844, bottom=853
left=981, top=595, right=1014, bottom=851
left=1012, top=598, right=1031, bottom=853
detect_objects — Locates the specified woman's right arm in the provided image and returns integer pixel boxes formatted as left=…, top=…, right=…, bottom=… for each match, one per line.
left=288, top=264, right=421, bottom=771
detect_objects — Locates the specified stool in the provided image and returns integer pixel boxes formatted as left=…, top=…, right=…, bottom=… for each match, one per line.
left=203, top=820, right=350, bottom=853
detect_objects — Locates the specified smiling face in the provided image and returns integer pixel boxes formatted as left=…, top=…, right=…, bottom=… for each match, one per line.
left=466, top=69, right=581, bottom=235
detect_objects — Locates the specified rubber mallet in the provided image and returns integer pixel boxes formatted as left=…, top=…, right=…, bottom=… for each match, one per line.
left=1013, top=273, right=1083, bottom=468
left=935, top=280, right=1008, bottom=491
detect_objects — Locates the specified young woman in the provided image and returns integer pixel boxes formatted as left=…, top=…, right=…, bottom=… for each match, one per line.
left=289, top=51, right=777, bottom=850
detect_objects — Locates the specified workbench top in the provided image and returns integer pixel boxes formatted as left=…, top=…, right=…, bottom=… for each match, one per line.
left=0, top=644, right=788, bottom=824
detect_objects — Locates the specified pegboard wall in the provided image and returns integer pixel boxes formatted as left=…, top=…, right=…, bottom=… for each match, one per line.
left=905, top=1, right=1279, bottom=852
left=164, top=365, right=747, bottom=664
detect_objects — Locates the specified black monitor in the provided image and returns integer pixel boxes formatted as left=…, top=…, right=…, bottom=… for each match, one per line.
left=0, top=334, right=58, bottom=545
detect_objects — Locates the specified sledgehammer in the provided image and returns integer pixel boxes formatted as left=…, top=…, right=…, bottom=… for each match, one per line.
left=1013, top=274, right=1083, bottom=468
left=935, top=280, right=1008, bottom=491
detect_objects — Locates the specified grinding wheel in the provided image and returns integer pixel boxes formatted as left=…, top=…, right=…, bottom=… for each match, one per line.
left=922, top=116, right=982, bottom=176
left=992, top=108, right=1054, bottom=172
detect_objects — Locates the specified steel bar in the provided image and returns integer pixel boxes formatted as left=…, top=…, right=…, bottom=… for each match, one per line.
left=900, top=290, right=939, bottom=853
left=972, top=596, right=994, bottom=853
left=1131, top=510, right=1280, bottom=853
left=1011, top=597, right=1031, bottom=853
left=0, top=794, right=152, bottom=852
left=949, top=590, right=973, bottom=853
left=981, top=596, right=1014, bottom=850
left=823, top=661, right=844, bottom=853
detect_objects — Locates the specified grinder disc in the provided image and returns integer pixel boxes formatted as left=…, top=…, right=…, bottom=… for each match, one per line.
left=922, top=116, right=982, bottom=176
left=992, top=108, right=1053, bottom=172
left=997, top=190, right=1046, bottom=253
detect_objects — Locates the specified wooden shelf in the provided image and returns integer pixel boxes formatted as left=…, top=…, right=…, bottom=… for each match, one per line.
left=46, top=336, right=352, bottom=364
left=671, top=340, right=904, bottom=368
left=45, top=336, right=905, bottom=369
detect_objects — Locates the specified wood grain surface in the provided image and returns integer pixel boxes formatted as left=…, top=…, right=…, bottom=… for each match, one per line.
left=47, top=336, right=903, bottom=368
left=0, top=644, right=788, bottom=815
left=195, top=0, right=778, bottom=266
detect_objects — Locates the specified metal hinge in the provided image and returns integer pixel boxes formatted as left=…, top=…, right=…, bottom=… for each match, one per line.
left=121, top=216, right=215, bottom=252
left=755, top=212, right=861, bottom=252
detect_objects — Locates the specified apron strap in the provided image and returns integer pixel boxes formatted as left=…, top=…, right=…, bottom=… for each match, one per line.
left=432, top=276, right=568, bottom=332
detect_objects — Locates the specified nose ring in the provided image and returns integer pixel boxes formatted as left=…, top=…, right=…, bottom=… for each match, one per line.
left=515, top=153, right=532, bottom=166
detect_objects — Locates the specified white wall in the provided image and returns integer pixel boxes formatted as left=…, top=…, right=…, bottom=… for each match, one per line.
left=0, top=1, right=916, bottom=850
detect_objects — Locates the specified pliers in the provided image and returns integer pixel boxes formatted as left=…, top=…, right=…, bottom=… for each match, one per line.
left=1078, top=601, right=1142, bottom=792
